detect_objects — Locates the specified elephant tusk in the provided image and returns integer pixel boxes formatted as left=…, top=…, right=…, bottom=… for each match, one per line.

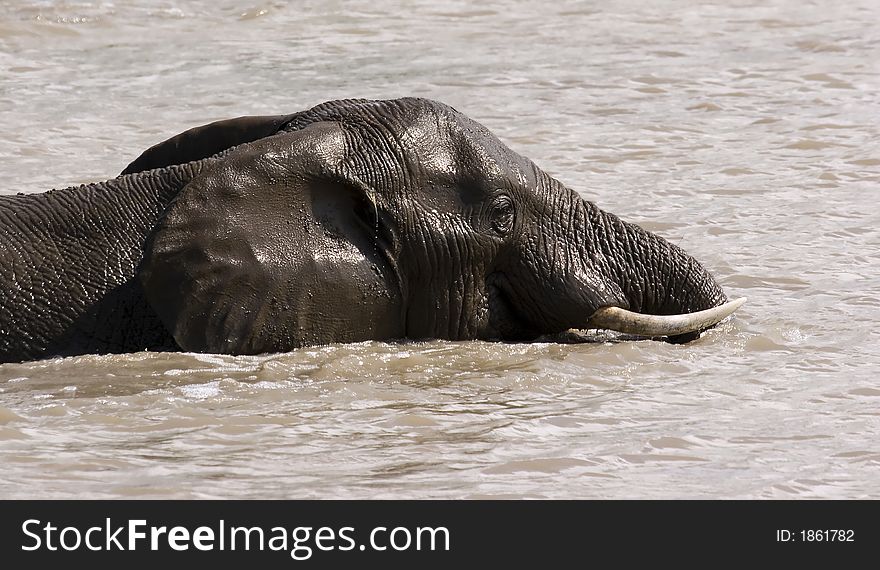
left=588, top=297, right=747, bottom=337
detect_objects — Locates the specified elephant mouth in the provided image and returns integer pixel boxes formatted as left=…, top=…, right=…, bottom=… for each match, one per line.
left=486, top=279, right=546, bottom=341
left=487, top=262, right=746, bottom=343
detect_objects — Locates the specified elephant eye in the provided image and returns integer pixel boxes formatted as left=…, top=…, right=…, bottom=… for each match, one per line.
left=489, top=193, right=515, bottom=236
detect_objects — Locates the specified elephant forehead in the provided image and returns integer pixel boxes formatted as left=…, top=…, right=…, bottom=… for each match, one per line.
left=440, top=118, right=536, bottom=189
left=401, top=118, right=530, bottom=196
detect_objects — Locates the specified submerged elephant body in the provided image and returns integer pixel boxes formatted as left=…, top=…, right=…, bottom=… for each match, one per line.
left=0, top=98, right=737, bottom=364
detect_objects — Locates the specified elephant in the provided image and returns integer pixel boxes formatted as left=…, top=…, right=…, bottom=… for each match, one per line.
left=0, top=97, right=743, bottom=364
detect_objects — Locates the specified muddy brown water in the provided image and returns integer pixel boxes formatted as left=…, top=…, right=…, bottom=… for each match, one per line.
left=1, top=0, right=879, bottom=498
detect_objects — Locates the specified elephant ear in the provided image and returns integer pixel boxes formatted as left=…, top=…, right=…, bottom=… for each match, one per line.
left=121, top=114, right=296, bottom=175
left=140, top=121, right=401, bottom=355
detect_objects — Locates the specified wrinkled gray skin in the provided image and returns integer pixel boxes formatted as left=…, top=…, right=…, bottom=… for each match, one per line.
left=0, top=98, right=726, bottom=363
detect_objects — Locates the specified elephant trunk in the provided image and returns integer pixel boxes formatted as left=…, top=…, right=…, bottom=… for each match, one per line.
left=580, top=198, right=741, bottom=340
left=593, top=203, right=726, bottom=314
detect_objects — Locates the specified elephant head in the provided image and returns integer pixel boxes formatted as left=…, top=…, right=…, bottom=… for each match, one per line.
left=137, top=97, right=742, bottom=354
